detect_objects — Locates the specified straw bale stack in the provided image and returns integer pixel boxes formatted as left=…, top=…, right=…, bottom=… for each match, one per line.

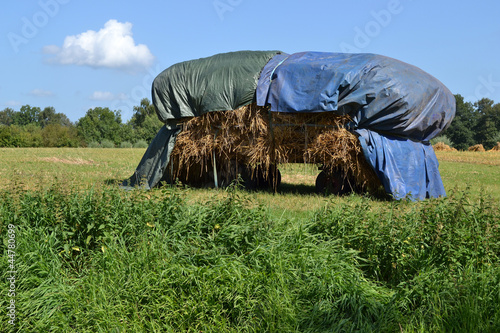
left=489, top=142, right=500, bottom=152
left=168, top=103, right=381, bottom=193
left=433, top=142, right=456, bottom=151
left=468, top=144, right=486, bottom=152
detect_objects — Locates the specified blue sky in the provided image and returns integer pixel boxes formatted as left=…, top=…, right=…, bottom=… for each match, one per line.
left=1, top=0, right=499, bottom=122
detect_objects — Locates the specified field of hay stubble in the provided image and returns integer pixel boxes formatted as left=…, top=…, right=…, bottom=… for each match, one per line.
left=0, top=147, right=499, bottom=205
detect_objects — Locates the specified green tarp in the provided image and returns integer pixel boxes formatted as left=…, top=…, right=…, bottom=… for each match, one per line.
left=123, top=50, right=281, bottom=189
left=152, top=50, right=282, bottom=122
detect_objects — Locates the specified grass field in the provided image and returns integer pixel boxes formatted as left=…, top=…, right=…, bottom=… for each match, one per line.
left=1, top=148, right=499, bottom=332
left=1, top=148, right=499, bottom=207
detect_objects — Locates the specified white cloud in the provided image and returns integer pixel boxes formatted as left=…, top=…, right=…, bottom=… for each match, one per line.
left=89, top=91, right=128, bottom=101
left=29, top=89, right=54, bottom=97
left=5, top=100, right=22, bottom=108
left=43, top=19, right=155, bottom=70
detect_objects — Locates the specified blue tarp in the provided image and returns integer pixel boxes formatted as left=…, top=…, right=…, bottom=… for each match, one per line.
left=355, top=129, right=445, bottom=200
left=257, top=52, right=455, bottom=200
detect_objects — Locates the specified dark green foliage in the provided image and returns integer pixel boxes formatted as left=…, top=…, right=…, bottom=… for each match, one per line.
left=0, top=123, right=80, bottom=147
left=14, top=105, right=41, bottom=127
left=76, top=107, right=123, bottom=146
left=0, top=105, right=78, bottom=147
left=37, top=106, right=72, bottom=128
left=473, top=98, right=500, bottom=149
left=0, top=99, right=164, bottom=147
left=127, top=98, right=164, bottom=143
left=1, top=185, right=499, bottom=332
left=444, top=95, right=500, bottom=149
left=41, top=124, right=81, bottom=147
left=0, top=108, right=15, bottom=126
left=0, top=124, right=42, bottom=147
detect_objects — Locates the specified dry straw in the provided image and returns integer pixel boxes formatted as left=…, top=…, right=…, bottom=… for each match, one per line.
left=468, top=144, right=486, bottom=152
left=433, top=142, right=457, bottom=152
left=168, top=103, right=381, bottom=192
left=489, top=142, right=500, bottom=152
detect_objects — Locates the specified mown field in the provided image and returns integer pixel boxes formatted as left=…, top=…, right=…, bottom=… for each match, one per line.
left=1, top=148, right=499, bottom=332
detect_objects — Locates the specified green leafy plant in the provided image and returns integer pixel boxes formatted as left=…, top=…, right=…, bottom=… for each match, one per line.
left=133, top=139, right=148, bottom=148
left=119, top=141, right=132, bottom=148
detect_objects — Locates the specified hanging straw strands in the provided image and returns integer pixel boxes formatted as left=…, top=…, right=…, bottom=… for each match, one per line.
left=168, top=103, right=381, bottom=192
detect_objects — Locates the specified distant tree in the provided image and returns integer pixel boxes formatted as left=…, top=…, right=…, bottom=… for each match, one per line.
left=136, top=114, right=163, bottom=143
left=0, top=124, right=42, bottom=147
left=493, top=103, right=500, bottom=128
left=13, top=105, right=41, bottom=126
left=76, top=107, right=123, bottom=145
left=0, top=126, right=14, bottom=147
left=22, top=123, right=43, bottom=147
left=0, top=108, right=15, bottom=126
left=127, top=98, right=163, bottom=143
left=118, top=123, right=136, bottom=145
left=38, top=106, right=72, bottom=128
left=473, top=98, right=499, bottom=149
left=129, top=98, right=157, bottom=128
left=444, top=95, right=476, bottom=150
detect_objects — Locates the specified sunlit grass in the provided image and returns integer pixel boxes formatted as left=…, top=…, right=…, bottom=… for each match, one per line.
left=0, top=148, right=499, bottom=331
left=1, top=178, right=498, bottom=331
left=436, top=151, right=500, bottom=202
left=2, top=148, right=498, bottom=221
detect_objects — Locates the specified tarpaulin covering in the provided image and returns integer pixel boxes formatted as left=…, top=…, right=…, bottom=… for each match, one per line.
left=124, top=50, right=455, bottom=200
left=257, top=52, right=455, bottom=199
left=122, top=124, right=180, bottom=189
left=355, top=129, right=446, bottom=200
left=152, top=50, right=282, bottom=122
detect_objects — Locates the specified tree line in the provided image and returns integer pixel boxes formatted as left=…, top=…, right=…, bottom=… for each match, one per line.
left=0, top=98, right=163, bottom=148
left=0, top=94, right=499, bottom=149
left=441, top=95, right=500, bottom=150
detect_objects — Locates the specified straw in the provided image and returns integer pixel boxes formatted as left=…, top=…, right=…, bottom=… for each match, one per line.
left=168, top=103, right=381, bottom=192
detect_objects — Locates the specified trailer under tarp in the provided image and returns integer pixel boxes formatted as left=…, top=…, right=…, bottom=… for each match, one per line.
left=122, top=50, right=455, bottom=200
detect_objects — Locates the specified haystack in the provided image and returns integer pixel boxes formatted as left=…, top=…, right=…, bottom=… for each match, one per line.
left=168, top=103, right=381, bottom=193
left=433, top=142, right=456, bottom=151
left=468, top=144, right=486, bottom=152
left=489, top=142, right=500, bottom=152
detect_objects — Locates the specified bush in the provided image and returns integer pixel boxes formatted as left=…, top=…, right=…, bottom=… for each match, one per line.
left=100, top=139, right=115, bottom=148
left=41, top=124, right=80, bottom=147
left=87, top=141, right=101, bottom=148
left=430, top=135, right=454, bottom=147
left=133, top=139, right=148, bottom=148
left=119, top=141, right=133, bottom=148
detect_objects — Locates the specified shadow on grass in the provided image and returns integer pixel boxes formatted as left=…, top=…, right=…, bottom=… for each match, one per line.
left=105, top=178, right=125, bottom=186
left=108, top=177, right=390, bottom=201
left=277, top=182, right=317, bottom=195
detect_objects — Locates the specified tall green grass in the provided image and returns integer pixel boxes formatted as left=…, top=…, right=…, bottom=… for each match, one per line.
left=309, top=188, right=500, bottom=331
left=1, top=184, right=499, bottom=332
